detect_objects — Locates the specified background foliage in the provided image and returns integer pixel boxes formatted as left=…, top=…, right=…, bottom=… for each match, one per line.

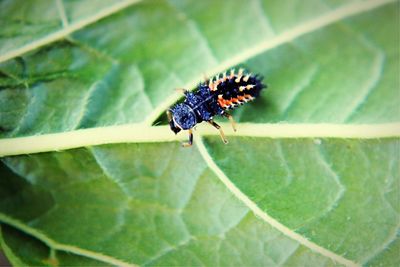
left=0, top=0, right=399, bottom=266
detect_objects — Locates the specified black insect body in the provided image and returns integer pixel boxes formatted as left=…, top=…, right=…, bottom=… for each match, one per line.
left=168, top=68, right=266, bottom=146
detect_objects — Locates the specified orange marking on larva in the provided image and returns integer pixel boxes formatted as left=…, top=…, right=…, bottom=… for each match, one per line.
left=218, top=99, right=227, bottom=108
left=237, top=95, right=246, bottom=101
left=217, top=95, right=226, bottom=108
left=243, top=94, right=255, bottom=101
left=219, top=96, right=237, bottom=109
left=231, top=97, right=239, bottom=103
left=208, top=80, right=213, bottom=90
left=224, top=99, right=234, bottom=106
left=243, top=94, right=252, bottom=100
left=221, top=97, right=240, bottom=109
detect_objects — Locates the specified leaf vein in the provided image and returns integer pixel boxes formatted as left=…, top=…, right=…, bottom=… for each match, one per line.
left=1, top=123, right=399, bottom=157
left=89, top=147, right=132, bottom=197
left=194, top=135, right=360, bottom=267
left=0, top=213, right=138, bottom=267
left=281, top=63, right=318, bottom=116
left=167, top=3, right=219, bottom=66
left=144, top=0, right=394, bottom=125
left=142, top=237, right=194, bottom=266
left=55, top=0, right=69, bottom=28
left=343, top=34, right=386, bottom=122
left=0, top=0, right=143, bottom=63
left=253, top=0, right=276, bottom=35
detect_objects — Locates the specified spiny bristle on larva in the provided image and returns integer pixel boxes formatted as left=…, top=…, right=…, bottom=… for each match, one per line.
left=205, top=68, right=266, bottom=111
left=234, top=68, right=244, bottom=83
left=208, top=80, right=213, bottom=90
left=239, top=84, right=255, bottom=91
left=230, top=69, right=235, bottom=78
left=168, top=69, right=265, bottom=146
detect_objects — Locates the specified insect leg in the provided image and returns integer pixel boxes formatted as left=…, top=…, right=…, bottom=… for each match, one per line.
left=223, top=112, right=237, bottom=132
left=175, top=88, right=188, bottom=94
left=167, top=110, right=175, bottom=130
left=167, top=110, right=172, bottom=121
left=208, top=120, right=228, bottom=144
left=203, top=73, right=209, bottom=83
left=182, top=129, right=193, bottom=147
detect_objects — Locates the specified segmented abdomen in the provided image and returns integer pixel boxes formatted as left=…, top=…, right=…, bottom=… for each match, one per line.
left=208, top=68, right=266, bottom=110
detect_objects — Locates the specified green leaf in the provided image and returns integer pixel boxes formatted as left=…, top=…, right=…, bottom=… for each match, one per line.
left=0, top=224, right=109, bottom=266
left=0, top=0, right=399, bottom=266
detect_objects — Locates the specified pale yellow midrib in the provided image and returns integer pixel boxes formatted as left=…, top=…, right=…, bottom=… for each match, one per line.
left=0, top=123, right=399, bottom=157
